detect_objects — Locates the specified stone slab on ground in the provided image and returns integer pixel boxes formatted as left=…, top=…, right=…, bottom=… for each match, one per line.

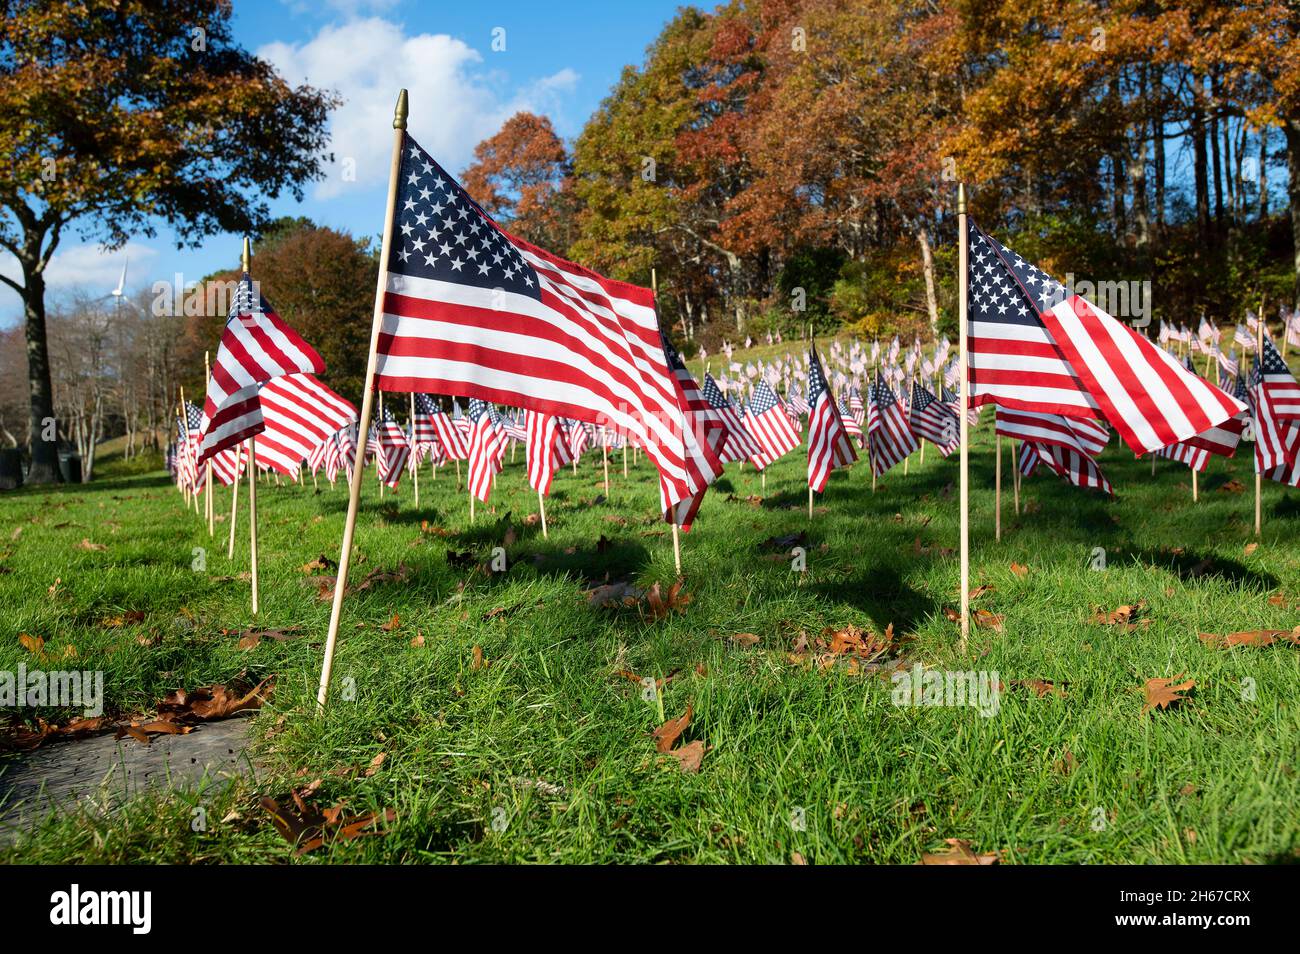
left=0, top=716, right=257, bottom=840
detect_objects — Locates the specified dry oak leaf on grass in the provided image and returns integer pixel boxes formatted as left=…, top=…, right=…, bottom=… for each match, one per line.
left=1199, top=628, right=1300, bottom=649
left=76, top=538, right=106, bottom=552
left=641, top=579, right=692, bottom=621
left=260, top=791, right=396, bottom=856
left=1009, top=562, right=1030, bottom=578
left=972, top=609, right=1004, bottom=633
left=584, top=580, right=644, bottom=609
left=919, top=838, right=1001, bottom=865
left=2, top=715, right=114, bottom=752
left=1141, top=675, right=1195, bottom=715
left=651, top=704, right=708, bottom=774
left=157, top=677, right=274, bottom=723
left=1091, top=601, right=1151, bottom=631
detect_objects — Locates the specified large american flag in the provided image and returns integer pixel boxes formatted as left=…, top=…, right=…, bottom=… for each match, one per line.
left=744, top=379, right=800, bottom=469
left=806, top=344, right=856, bottom=491
left=967, top=220, right=1244, bottom=453
left=255, top=374, right=357, bottom=480
left=369, top=133, right=705, bottom=517
left=197, top=274, right=323, bottom=464
left=866, top=375, right=916, bottom=478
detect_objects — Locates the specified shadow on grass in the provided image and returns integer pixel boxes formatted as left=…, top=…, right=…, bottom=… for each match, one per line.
left=812, top=564, right=937, bottom=635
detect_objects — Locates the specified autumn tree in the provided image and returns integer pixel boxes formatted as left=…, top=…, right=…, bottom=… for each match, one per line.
left=460, top=112, right=577, bottom=252
left=0, top=0, right=336, bottom=482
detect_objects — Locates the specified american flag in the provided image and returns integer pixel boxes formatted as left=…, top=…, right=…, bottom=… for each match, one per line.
left=376, top=409, right=411, bottom=487
left=744, top=379, right=801, bottom=469
left=412, top=392, right=439, bottom=444
left=1233, top=323, right=1256, bottom=352
left=566, top=418, right=590, bottom=460
left=421, top=396, right=469, bottom=460
left=967, top=220, right=1244, bottom=453
left=838, top=398, right=864, bottom=443
left=1019, top=441, right=1113, bottom=494
left=1254, top=337, right=1300, bottom=419
left=209, top=443, right=246, bottom=487
left=785, top=388, right=810, bottom=418
left=370, top=132, right=705, bottom=517
left=1157, top=439, right=1210, bottom=473
left=175, top=403, right=203, bottom=491
left=910, top=381, right=959, bottom=457
left=806, top=344, right=856, bottom=491
left=662, top=342, right=726, bottom=530
left=197, top=274, right=323, bottom=464
left=995, top=407, right=1109, bottom=458
left=702, top=372, right=761, bottom=464
left=866, top=375, right=916, bottom=478
left=179, top=401, right=205, bottom=490
left=525, top=409, right=572, bottom=496
left=466, top=398, right=504, bottom=502
left=307, top=438, right=329, bottom=477
left=254, top=374, right=357, bottom=480
left=1250, top=354, right=1300, bottom=473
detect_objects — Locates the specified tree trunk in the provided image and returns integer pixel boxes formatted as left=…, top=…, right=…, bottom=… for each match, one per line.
left=22, top=269, right=60, bottom=483
left=1285, top=119, right=1300, bottom=311
left=1259, top=125, right=1270, bottom=220
left=917, top=226, right=939, bottom=338
left=1192, top=95, right=1211, bottom=252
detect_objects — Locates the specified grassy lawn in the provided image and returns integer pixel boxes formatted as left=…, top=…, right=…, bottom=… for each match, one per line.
left=1, top=415, right=1298, bottom=864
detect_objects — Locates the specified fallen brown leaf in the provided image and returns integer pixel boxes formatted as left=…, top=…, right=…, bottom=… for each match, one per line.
left=652, top=703, right=692, bottom=753
left=1141, top=675, right=1195, bottom=714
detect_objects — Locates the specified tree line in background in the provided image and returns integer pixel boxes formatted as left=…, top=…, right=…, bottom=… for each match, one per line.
left=5, top=0, right=1300, bottom=479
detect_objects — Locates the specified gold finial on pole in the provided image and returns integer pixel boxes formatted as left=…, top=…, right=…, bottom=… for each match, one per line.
left=241, top=237, right=251, bottom=273
left=394, top=89, right=409, bottom=130
left=957, top=182, right=967, bottom=215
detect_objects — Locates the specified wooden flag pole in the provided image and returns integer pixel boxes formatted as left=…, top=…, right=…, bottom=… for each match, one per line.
left=602, top=444, right=610, bottom=495
left=318, top=89, right=407, bottom=711
left=410, top=392, right=420, bottom=509
left=204, top=352, right=214, bottom=536
left=248, top=435, right=260, bottom=615
left=652, top=264, right=682, bottom=575
left=1192, top=468, right=1199, bottom=502
left=240, top=237, right=262, bottom=615
left=1013, top=440, right=1021, bottom=513
left=226, top=445, right=240, bottom=559
left=623, top=443, right=628, bottom=478
left=957, top=183, right=971, bottom=653
left=538, top=489, right=548, bottom=538
left=995, top=433, right=1002, bottom=542
left=377, top=390, right=385, bottom=499
left=1255, top=296, right=1265, bottom=537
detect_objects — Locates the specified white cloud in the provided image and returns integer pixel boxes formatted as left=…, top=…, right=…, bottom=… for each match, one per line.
left=0, top=241, right=158, bottom=308
left=259, top=18, right=580, bottom=200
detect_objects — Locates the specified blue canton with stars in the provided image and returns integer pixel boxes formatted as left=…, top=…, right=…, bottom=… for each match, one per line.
left=968, top=221, right=1068, bottom=326
left=750, top=380, right=782, bottom=415
left=807, top=347, right=832, bottom=408
left=389, top=135, right=540, bottom=301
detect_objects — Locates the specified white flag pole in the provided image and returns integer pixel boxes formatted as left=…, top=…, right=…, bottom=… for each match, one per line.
left=317, top=89, right=408, bottom=710
left=957, top=183, right=971, bottom=653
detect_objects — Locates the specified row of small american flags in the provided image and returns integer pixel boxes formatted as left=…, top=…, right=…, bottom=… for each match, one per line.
left=171, top=123, right=1298, bottom=532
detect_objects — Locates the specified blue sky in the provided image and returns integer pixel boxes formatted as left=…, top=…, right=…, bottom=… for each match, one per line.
left=0, top=0, right=689, bottom=325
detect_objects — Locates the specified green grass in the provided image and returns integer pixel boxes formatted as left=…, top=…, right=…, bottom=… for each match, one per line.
left=1, top=416, right=1299, bottom=864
